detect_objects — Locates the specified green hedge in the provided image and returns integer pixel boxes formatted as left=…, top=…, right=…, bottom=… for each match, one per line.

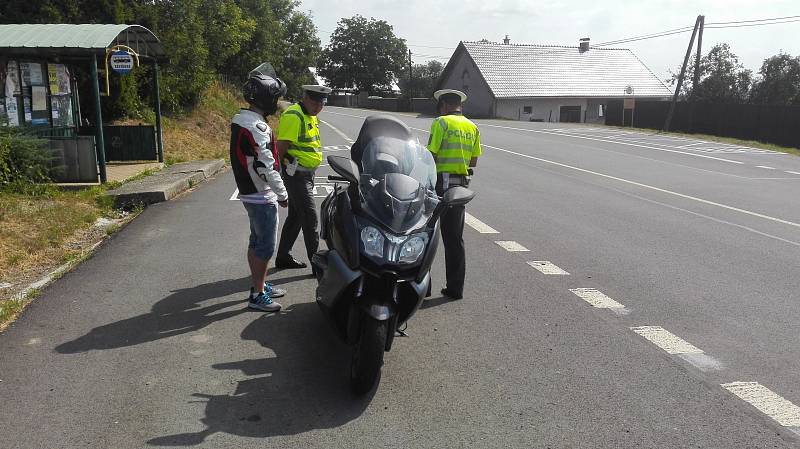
left=0, top=128, right=52, bottom=193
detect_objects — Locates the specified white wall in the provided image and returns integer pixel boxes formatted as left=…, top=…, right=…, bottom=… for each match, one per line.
left=496, top=98, right=590, bottom=122
left=439, top=52, right=495, bottom=118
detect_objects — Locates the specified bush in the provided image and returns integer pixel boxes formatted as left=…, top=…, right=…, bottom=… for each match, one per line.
left=0, top=128, right=53, bottom=193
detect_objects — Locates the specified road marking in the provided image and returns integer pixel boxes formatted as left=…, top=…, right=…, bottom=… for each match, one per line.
left=480, top=143, right=800, bottom=230
left=570, top=288, right=625, bottom=309
left=495, top=241, right=529, bottom=251
left=786, top=171, right=800, bottom=175
left=527, top=261, right=569, bottom=275
left=322, top=145, right=351, bottom=152
left=630, top=326, right=704, bottom=354
left=481, top=124, right=745, bottom=164
left=756, top=165, right=777, bottom=170
left=229, top=188, right=239, bottom=201
left=330, top=114, right=800, bottom=230
left=465, top=213, right=499, bottom=233
left=320, top=119, right=354, bottom=143
left=314, top=184, right=335, bottom=198
left=722, top=382, right=800, bottom=427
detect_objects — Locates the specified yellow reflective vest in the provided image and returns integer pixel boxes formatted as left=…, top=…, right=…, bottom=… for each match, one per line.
left=427, top=113, right=482, bottom=175
left=277, top=103, right=322, bottom=168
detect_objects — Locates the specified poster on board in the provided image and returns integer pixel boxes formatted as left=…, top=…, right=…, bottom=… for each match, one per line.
left=32, top=86, right=47, bottom=111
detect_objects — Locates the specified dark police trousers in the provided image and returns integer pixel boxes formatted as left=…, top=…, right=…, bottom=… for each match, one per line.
left=277, top=168, right=319, bottom=263
left=436, top=173, right=468, bottom=297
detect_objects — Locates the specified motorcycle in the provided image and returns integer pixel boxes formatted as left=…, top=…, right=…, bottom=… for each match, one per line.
left=312, top=115, right=475, bottom=394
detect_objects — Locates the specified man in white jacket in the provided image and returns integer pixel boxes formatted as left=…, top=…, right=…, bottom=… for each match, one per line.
left=230, top=66, right=289, bottom=312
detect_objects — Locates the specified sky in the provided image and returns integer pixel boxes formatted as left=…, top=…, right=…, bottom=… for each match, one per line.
left=298, top=0, right=800, bottom=83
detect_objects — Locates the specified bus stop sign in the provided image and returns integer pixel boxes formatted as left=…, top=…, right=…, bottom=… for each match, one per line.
left=110, top=51, right=134, bottom=75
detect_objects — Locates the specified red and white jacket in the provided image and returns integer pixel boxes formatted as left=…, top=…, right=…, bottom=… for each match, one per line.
left=229, top=109, right=288, bottom=204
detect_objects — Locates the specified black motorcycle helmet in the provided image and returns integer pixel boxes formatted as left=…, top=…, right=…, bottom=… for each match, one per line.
left=242, top=73, right=286, bottom=116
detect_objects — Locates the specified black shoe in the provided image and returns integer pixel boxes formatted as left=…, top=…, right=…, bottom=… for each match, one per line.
left=275, top=256, right=307, bottom=269
left=441, top=288, right=463, bottom=300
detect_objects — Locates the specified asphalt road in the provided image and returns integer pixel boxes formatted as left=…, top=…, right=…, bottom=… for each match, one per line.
left=1, top=106, right=799, bottom=448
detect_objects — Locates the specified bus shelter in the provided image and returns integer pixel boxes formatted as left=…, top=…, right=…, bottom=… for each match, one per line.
left=0, top=24, right=165, bottom=183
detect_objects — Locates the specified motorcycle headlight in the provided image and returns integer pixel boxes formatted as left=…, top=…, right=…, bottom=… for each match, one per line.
left=360, top=226, right=384, bottom=258
left=398, top=236, right=426, bottom=263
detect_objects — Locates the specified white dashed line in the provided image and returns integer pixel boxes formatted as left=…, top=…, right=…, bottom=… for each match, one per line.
left=569, top=288, right=625, bottom=309
left=756, top=165, right=777, bottom=170
left=787, top=171, right=800, bottom=175
left=229, top=188, right=239, bottom=201
left=465, top=213, right=499, bottom=233
left=494, top=241, right=529, bottom=252
left=630, top=326, right=703, bottom=354
left=722, top=382, right=800, bottom=427
left=527, top=261, right=570, bottom=275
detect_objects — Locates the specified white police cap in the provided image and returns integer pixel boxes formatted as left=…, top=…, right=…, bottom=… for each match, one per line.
left=433, top=89, right=467, bottom=103
left=302, top=85, right=333, bottom=95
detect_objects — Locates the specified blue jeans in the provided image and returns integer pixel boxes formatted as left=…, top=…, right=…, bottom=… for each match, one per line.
left=243, top=202, right=279, bottom=261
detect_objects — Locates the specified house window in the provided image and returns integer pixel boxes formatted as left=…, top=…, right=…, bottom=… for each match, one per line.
left=523, top=106, right=532, bottom=114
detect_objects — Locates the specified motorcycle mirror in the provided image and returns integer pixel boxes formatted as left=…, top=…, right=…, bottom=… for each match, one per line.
left=441, top=186, right=475, bottom=207
left=327, top=155, right=360, bottom=185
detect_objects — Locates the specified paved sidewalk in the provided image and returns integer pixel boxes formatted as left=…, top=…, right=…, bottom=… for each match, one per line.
left=107, top=160, right=225, bottom=208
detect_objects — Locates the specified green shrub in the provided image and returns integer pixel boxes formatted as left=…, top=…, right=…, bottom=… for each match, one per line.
left=0, top=128, right=53, bottom=193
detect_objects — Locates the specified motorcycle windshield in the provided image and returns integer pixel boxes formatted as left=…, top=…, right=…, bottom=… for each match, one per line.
left=359, top=136, right=439, bottom=234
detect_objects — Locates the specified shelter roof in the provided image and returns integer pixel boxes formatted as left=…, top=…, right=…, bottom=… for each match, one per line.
left=0, top=24, right=163, bottom=59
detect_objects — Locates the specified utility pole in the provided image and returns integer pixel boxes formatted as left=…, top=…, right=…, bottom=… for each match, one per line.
left=663, top=15, right=702, bottom=132
left=408, top=49, right=413, bottom=97
left=408, top=49, right=413, bottom=111
left=693, top=15, right=705, bottom=96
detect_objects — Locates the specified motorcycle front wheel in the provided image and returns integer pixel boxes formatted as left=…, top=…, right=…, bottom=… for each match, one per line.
left=350, top=314, right=388, bottom=395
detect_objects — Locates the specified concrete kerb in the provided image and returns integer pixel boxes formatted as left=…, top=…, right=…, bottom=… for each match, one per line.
left=107, top=159, right=225, bottom=209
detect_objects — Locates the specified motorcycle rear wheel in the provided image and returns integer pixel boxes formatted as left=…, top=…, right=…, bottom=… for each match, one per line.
left=350, top=315, right=388, bottom=395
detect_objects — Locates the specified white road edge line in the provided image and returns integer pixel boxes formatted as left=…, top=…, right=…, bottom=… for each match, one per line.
left=480, top=124, right=746, bottom=165
left=320, top=119, right=354, bottom=143
left=480, top=143, right=800, bottom=230
left=527, top=261, right=570, bottom=275
left=570, top=288, right=625, bottom=309
left=338, top=115, right=800, bottom=230
left=494, top=241, right=529, bottom=252
left=722, top=382, right=800, bottom=427
left=465, top=212, right=499, bottom=233
left=630, top=326, right=704, bottom=354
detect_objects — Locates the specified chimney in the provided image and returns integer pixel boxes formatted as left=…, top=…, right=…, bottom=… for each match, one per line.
left=579, top=37, right=590, bottom=52
left=503, top=35, right=510, bottom=45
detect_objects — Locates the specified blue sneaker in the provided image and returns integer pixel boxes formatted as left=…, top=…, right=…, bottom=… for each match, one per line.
left=249, top=282, right=285, bottom=300
left=248, top=291, right=281, bottom=312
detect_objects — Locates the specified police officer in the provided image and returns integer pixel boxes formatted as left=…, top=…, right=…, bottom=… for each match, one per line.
left=427, top=89, right=482, bottom=300
left=274, top=85, right=332, bottom=270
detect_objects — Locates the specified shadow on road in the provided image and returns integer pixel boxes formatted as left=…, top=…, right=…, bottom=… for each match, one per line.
left=55, top=277, right=252, bottom=353
left=147, top=302, right=372, bottom=445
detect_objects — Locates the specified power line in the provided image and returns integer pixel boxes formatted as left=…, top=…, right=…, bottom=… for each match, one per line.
left=596, top=28, right=694, bottom=47
left=705, top=14, right=800, bottom=25
left=595, top=14, right=800, bottom=47
left=705, top=18, right=800, bottom=29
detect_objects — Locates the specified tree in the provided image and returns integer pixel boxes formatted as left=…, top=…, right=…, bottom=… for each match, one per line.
left=318, top=15, right=408, bottom=94
left=397, top=60, right=444, bottom=98
left=669, top=43, right=752, bottom=103
left=0, top=0, right=322, bottom=114
left=750, top=53, right=800, bottom=105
